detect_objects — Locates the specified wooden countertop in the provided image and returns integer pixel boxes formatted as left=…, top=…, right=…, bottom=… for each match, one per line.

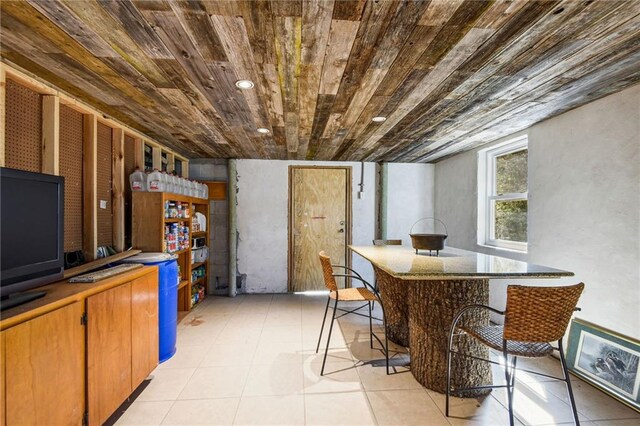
left=350, top=245, right=574, bottom=280
left=1, top=265, right=158, bottom=331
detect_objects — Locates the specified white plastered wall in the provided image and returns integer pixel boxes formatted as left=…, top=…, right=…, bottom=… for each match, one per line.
left=435, top=84, right=640, bottom=339
left=235, top=160, right=377, bottom=293
left=383, top=163, right=436, bottom=243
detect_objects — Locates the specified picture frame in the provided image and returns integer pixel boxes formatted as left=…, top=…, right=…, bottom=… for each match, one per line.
left=567, top=318, right=640, bottom=412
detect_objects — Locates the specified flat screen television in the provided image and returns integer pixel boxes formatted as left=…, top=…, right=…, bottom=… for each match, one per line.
left=1, top=167, right=64, bottom=310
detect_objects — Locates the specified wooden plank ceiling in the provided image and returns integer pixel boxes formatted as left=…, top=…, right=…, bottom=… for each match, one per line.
left=1, top=0, right=639, bottom=162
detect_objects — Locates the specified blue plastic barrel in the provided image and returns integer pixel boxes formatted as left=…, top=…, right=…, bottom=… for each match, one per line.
left=122, top=253, right=178, bottom=362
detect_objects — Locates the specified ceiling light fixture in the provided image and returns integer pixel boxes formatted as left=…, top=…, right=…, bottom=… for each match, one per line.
left=372, top=116, right=387, bottom=122
left=257, top=128, right=270, bottom=134
left=235, top=79, right=255, bottom=89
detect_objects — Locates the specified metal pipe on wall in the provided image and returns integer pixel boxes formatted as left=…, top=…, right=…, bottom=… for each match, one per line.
left=228, top=159, right=237, bottom=297
left=379, top=163, right=389, bottom=240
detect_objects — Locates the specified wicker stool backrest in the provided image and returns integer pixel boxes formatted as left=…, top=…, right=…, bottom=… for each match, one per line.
left=318, top=251, right=338, bottom=292
left=504, top=283, right=584, bottom=342
left=372, top=239, right=402, bottom=246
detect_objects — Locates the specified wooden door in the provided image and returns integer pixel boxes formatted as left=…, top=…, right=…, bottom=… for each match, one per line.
left=87, top=283, right=132, bottom=426
left=290, top=167, right=351, bottom=292
left=4, top=301, right=85, bottom=425
left=131, top=273, right=159, bottom=387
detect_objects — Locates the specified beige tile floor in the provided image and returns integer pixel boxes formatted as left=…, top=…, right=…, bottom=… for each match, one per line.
left=115, top=294, right=640, bottom=426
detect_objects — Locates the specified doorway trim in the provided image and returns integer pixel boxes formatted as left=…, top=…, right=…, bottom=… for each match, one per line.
left=287, top=165, right=352, bottom=293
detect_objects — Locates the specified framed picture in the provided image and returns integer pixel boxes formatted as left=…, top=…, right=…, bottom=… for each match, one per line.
left=567, top=318, right=640, bottom=412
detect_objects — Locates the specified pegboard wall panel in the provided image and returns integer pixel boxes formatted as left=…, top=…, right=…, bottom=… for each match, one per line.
left=97, top=122, right=113, bottom=247
left=5, top=79, right=42, bottom=172
left=59, top=105, right=84, bottom=252
left=124, top=134, right=136, bottom=247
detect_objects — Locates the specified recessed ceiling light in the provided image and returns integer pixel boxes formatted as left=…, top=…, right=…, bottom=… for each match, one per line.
left=257, top=128, right=270, bottom=134
left=235, top=79, right=254, bottom=89
left=372, top=116, right=387, bottom=122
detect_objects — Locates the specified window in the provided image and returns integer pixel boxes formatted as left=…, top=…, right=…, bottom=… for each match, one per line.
left=161, top=151, right=168, bottom=172
left=144, top=143, right=153, bottom=172
left=478, top=136, right=528, bottom=251
left=174, top=159, right=183, bottom=177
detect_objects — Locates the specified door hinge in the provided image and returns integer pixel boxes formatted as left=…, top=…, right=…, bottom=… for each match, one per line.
left=80, top=312, right=88, bottom=326
left=82, top=411, right=88, bottom=426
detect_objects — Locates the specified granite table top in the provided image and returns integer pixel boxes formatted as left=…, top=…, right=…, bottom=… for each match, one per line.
left=350, top=245, right=574, bottom=281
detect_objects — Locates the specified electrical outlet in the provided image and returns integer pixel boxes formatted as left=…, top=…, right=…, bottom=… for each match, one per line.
left=99, top=200, right=107, bottom=209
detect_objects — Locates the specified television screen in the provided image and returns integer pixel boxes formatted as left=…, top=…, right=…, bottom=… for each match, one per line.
left=0, top=167, right=64, bottom=296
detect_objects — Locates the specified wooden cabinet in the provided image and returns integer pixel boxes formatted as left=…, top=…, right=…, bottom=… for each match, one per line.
left=131, top=273, right=159, bottom=386
left=87, top=274, right=159, bottom=426
left=132, top=191, right=210, bottom=314
left=0, top=266, right=158, bottom=426
left=1, top=332, right=5, bottom=426
left=87, top=284, right=132, bottom=426
left=4, top=302, right=85, bottom=425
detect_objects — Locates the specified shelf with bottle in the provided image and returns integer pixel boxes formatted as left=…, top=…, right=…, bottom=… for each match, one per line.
left=164, top=222, right=190, bottom=253
left=191, top=282, right=206, bottom=308
left=164, top=200, right=190, bottom=220
left=130, top=168, right=209, bottom=199
left=191, top=265, right=206, bottom=284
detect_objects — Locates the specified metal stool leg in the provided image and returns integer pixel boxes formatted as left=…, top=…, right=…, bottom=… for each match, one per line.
left=503, top=347, right=515, bottom=426
left=369, top=301, right=373, bottom=348
left=558, top=340, right=581, bottom=426
left=445, top=331, right=454, bottom=417
left=316, top=296, right=331, bottom=353
left=321, top=298, right=338, bottom=376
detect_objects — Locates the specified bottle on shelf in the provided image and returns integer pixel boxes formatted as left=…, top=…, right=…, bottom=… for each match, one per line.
left=147, top=169, right=164, bottom=192
left=130, top=168, right=147, bottom=192
left=172, top=174, right=179, bottom=195
left=163, top=171, right=174, bottom=194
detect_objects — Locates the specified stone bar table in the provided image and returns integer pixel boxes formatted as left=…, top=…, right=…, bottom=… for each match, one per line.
left=350, top=245, right=573, bottom=396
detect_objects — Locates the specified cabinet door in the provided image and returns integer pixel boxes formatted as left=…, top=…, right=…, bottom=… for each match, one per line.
left=131, top=273, right=159, bottom=387
left=1, top=331, right=6, bottom=426
left=5, top=301, right=85, bottom=425
left=87, top=283, right=132, bottom=426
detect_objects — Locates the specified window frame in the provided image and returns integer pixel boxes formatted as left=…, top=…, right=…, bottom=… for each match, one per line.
left=477, top=136, right=528, bottom=252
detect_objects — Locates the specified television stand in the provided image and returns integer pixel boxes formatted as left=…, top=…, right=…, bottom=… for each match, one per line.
left=0, top=290, right=47, bottom=311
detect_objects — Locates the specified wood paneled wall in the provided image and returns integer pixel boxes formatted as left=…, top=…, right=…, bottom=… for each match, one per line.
left=0, top=62, right=189, bottom=260
left=59, top=104, right=83, bottom=252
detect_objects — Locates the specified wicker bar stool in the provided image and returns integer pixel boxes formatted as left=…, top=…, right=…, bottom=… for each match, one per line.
left=315, top=251, right=390, bottom=375
left=446, top=283, right=585, bottom=426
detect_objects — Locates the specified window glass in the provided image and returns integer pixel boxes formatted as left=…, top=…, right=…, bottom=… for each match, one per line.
left=144, top=144, right=153, bottom=172
left=478, top=137, right=528, bottom=251
left=494, top=199, right=527, bottom=242
left=496, top=149, right=527, bottom=194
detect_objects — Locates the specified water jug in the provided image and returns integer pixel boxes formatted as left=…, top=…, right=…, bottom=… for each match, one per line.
left=147, top=169, right=164, bottom=192
left=130, top=168, right=147, bottom=192
left=162, top=172, right=174, bottom=193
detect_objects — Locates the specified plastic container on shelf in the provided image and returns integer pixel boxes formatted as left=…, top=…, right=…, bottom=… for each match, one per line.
left=190, top=180, right=197, bottom=197
left=203, top=183, right=208, bottom=200
left=162, top=172, right=173, bottom=194
left=147, top=169, right=164, bottom=192
left=120, top=253, right=178, bottom=363
left=172, top=174, right=179, bottom=195
left=130, top=168, right=147, bottom=192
